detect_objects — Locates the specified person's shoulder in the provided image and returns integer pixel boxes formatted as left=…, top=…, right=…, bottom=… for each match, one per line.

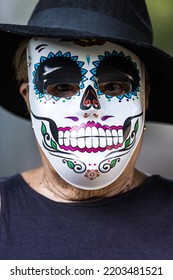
left=150, top=174, right=173, bottom=186
left=0, top=174, right=22, bottom=191
left=145, top=174, right=173, bottom=193
left=0, top=176, right=11, bottom=187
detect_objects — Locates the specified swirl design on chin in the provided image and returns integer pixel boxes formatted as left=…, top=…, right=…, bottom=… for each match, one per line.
left=99, top=158, right=121, bottom=173
left=62, top=159, right=86, bottom=174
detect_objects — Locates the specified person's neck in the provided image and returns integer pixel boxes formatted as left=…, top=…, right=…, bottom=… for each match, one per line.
left=22, top=166, right=148, bottom=203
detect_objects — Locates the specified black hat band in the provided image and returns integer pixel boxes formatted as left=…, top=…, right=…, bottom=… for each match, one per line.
left=29, top=8, right=151, bottom=44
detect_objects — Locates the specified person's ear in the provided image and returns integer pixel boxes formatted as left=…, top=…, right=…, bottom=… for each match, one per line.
left=19, top=82, right=30, bottom=109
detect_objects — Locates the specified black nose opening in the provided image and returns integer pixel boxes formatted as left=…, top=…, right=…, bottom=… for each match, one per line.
left=80, top=85, right=101, bottom=110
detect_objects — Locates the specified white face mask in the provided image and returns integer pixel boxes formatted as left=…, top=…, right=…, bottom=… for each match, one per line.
left=27, top=38, right=145, bottom=190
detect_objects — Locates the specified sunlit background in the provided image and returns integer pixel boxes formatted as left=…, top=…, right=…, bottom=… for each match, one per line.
left=146, top=0, right=173, bottom=55
left=0, top=0, right=173, bottom=178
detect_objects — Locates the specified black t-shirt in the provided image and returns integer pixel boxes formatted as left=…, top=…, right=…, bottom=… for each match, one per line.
left=0, top=174, right=173, bottom=260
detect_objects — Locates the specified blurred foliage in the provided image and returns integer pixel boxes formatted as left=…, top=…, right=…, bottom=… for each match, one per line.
left=146, top=0, right=173, bottom=55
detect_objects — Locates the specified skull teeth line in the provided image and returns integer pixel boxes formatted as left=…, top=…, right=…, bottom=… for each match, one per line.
left=58, top=127, right=123, bottom=150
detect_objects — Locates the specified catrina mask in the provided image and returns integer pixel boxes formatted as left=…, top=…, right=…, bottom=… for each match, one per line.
left=27, top=37, right=145, bottom=190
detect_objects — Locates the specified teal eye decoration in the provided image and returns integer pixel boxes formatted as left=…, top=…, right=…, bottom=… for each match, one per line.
left=32, top=51, right=88, bottom=101
left=90, top=50, right=141, bottom=101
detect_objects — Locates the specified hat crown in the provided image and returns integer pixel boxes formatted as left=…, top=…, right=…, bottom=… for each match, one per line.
left=2, top=0, right=173, bottom=124
left=29, top=0, right=153, bottom=44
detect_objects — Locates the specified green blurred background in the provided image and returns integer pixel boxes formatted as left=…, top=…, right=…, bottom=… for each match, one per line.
left=146, top=0, right=173, bottom=55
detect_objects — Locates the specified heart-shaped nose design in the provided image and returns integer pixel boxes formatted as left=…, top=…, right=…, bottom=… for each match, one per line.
left=80, top=85, right=101, bottom=110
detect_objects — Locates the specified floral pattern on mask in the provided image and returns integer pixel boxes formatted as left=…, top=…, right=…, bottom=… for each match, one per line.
left=32, top=51, right=88, bottom=101
left=91, top=51, right=141, bottom=101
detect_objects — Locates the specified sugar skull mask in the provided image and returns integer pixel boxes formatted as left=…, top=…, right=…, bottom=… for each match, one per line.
left=27, top=38, right=145, bottom=190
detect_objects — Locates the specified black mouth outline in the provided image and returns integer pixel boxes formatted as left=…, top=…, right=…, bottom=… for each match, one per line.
left=31, top=110, right=143, bottom=157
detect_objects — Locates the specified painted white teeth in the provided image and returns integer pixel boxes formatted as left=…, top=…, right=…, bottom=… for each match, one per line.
left=70, top=130, right=77, bottom=147
left=78, top=127, right=85, bottom=138
left=92, top=127, right=98, bottom=137
left=85, top=127, right=91, bottom=137
left=78, top=128, right=85, bottom=148
left=106, top=129, right=112, bottom=146
left=58, top=131, right=64, bottom=145
left=92, top=137, right=99, bottom=148
left=85, top=127, right=92, bottom=148
left=64, top=131, right=70, bottom=146
left=112, top=129, right=118, bottom=145
left=58, top=127, right=124, bottom=148
left=98, top=128, right=107, bottom=147
left=98, top=127, right=106, bottom=137
left=117, top=129, right=123, bottom=144
left=118, top=129, right=123, bottom=137
left=92, top=127, right=99, bottom=148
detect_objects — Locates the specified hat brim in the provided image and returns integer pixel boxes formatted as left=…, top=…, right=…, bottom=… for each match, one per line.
left=0, top=24, right=173, bottom=123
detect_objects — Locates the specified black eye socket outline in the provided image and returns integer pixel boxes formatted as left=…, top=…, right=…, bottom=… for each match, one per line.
left=90, top=51, right=141, bottom=99
left=33, top=52, right=87, bottom=101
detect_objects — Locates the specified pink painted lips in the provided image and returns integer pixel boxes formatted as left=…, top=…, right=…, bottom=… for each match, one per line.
left=57, top=121, right=124, bottom=153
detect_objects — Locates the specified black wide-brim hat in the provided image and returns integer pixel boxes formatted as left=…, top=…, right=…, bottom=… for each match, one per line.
left=0, top=0, right=173, bottom=124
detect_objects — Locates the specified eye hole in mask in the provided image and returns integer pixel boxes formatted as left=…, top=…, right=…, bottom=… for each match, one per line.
left=98, top=81, right=132, bottom=96
left=34, top=56, right=82, bottom=99
left=95, top=70, right=133, bottom=97
left=95, top=55, right=140, bottom=97
left=45, top=83, right=80, bottom=98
